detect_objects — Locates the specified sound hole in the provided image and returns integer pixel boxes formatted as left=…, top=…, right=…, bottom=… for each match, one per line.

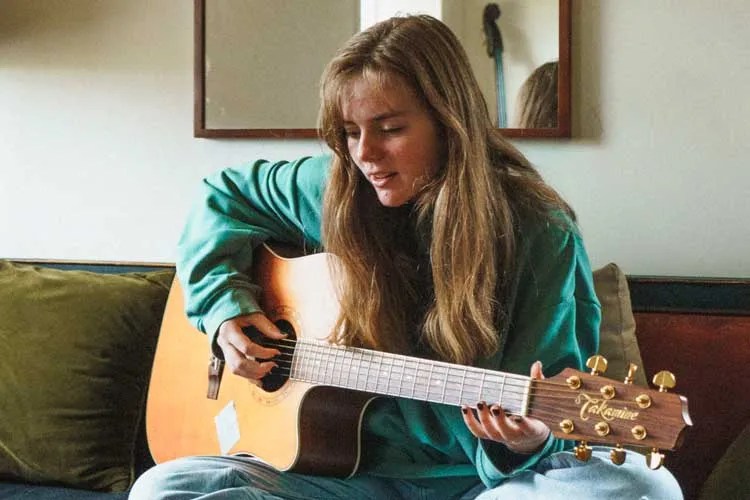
left=242, top=319, right=296, bottom=393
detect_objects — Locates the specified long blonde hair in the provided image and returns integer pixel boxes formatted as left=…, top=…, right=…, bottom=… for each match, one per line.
left=516, top=61, right=559, bottom=128
left=318, top=15, right=573, bottom=365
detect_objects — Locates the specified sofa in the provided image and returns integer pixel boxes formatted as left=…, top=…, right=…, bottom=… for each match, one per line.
left=0, top=258, right=747, bottom=500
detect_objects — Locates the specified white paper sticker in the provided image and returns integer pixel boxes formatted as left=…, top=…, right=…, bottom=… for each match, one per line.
left=214, top=400, right=240, bottom=454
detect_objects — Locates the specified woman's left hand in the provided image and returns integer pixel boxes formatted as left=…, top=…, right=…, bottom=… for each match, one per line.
left=461, top=360, right=551, bottom=454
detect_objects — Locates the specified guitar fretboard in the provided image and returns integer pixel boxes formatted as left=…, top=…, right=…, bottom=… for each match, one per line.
left=290, top=340, right=531, bottom=414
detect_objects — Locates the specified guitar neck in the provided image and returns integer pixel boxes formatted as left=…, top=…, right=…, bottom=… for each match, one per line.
left=289, top=339, right=532, bottom=415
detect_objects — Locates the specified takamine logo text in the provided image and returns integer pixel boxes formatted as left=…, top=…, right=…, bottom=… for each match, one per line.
left=575, top=393, right=640, bottom=422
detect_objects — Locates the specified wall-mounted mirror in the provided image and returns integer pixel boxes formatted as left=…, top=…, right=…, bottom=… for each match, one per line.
left=195, top=0, right=570, bottom=139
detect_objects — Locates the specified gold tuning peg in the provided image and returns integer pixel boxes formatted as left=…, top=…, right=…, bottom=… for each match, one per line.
left=574, top=441, right=592, bottom=462
left=652, top=371, right=676, bottom=392
left=586, top=355, right=608, bottom=375
left=610, top=444, right=626, bottom=465
left=646, top=448, right=665, bottom=470
left=624, top=363, right=638, bottom=384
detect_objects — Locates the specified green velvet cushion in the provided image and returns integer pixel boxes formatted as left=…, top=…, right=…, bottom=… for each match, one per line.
left=592, top=263, right=648, bottom=387
left=0, top=261, right=173, bottom=492
left=699, top=423, right=750, bottom=500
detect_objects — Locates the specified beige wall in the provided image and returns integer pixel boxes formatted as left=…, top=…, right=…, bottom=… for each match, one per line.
left=1, top=0, right=748, bottom=277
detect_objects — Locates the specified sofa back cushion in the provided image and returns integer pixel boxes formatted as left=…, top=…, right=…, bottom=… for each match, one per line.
left=592, top=263, right=647, bottom=386
left=0, top=261, right=173, bottom=492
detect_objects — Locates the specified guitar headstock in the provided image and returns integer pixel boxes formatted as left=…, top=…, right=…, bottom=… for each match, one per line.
left=531, top=356, right=692, bottom=469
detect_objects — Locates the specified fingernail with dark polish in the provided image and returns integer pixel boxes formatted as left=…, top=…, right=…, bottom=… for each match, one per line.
left=491, top=406, right=501, bottom=416
left=477, top=402, right=485, bottom=410
left=461, top=406, right=469, bottom=415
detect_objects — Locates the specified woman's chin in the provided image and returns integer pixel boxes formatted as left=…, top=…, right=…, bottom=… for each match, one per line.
left=376, top=193, right=409, bottom=208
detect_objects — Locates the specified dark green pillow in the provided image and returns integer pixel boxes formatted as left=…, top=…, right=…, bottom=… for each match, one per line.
left=0, top=261, right=173, bottom=492
left=699, top=424, right=750, bottom=500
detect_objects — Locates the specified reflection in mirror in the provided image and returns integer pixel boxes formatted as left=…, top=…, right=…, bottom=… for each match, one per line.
left=196, top=0, right=570, bottom=138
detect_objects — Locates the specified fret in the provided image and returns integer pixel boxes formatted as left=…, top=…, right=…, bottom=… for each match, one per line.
left=431, top=364, right=443, bottom=401
left=521, top=379, right=531, bottom=415
left=396, top=356, right=405, bottom=398
left=332, top=346, right=341, bottom=387
left=499, top=373, right=506, bottom=407
left=312, top=343, right=321, bottom=383
left=344, top=347, right=354, bottom=390
left=444, top=366, right=460, bottom=405
left=321, top=344, right=331, bottom=384
left=440, top=365, right=449, bottom=402
left=377, top=352, right=387, bottom=394
left=354, top=349, right=363, bottom=391
left=299, top=343, right=310, bottom=380
left=338, top=347, right=349, bottom=389
left=426, top=361, right=434, bottom=401
left=290, top=341, right=299, bottom=380
left=372, top=351, right=383, bottom=393
left=308, top=343, right=317, bottom=383
left=458, top=366, right=467, bottom=405
left=412, top=358, right=419, bottom=399
left=295, top=342, right=305, bottom=381
left=471, top=370, right=483, bottom=402
left=373, top=351, right=383, bottom=393
left=380, top=355, right=393, bottom=394
left=315, top=343, right=325, bottom=383
left=480, top=370, right=486, bottom=402
left=340, top=347, right=349, bottom=388
left=364, top=349, right=373, bottom=392
left=367, top=351, right=380, bottom=393
left=348, top=348, right=357, bottom=390
left=329, top=346, right=338, bottom=385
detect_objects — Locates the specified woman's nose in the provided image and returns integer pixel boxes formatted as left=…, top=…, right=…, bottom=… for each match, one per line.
left=357, top=132, right=381, bottom=162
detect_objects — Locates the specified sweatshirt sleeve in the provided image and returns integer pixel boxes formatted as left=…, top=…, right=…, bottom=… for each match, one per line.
left=475, top=215, right=602, bottom=487
left=175, top=155, right=330, bottom=351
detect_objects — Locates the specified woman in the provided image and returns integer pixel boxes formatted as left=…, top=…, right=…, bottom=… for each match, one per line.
left=130, top=15, right=681, bottom=500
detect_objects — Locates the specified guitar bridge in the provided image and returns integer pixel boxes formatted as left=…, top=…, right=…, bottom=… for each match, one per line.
left=207, top=355, right=225, bottom=400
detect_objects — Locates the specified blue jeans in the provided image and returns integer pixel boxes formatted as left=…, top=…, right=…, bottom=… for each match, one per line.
left=129, top=447, right=683, bottom=500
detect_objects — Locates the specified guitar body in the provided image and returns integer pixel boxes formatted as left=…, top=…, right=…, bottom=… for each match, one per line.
left=146, top=247, right=374, bottom=477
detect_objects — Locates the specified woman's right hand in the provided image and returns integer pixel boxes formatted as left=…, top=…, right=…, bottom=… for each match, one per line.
left=216, top=313, right=287, bottom=381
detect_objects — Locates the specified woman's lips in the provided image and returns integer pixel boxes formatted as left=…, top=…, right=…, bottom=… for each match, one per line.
left=369, top=172, right=396, bottom=188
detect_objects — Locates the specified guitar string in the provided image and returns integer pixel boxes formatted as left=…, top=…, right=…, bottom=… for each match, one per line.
left=261, top=340, right=574, bottom=394
left=251, top=342, right=656, bottom=437
left=270, top=358, right=637, bottom=408
left=251, top=361, right=647, bottom=427
left=267, top=350, right=537, bottom=394
left=252, top=352, right=644, bottom=417
left=260, top=337, right=541, bottom=385
left=259, top=339, right=632, bottom=398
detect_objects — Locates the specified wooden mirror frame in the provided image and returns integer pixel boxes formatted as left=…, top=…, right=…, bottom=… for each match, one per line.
left=194, top=0, right=571, bottom=139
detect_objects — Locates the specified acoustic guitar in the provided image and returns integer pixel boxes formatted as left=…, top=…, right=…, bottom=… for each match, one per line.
left=146, top=245, right=691, bottom=477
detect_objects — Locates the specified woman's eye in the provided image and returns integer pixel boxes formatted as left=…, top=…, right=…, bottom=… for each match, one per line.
left=382, top=126, right=403, bottom=134
left=345, top=129, right=360, bottom=139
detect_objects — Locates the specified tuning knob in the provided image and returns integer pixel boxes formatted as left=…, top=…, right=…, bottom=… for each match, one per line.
left=610, top=444, right=626, bottom=465
left=586, top=355, right=608, bottom=375
left=646, top=448, right=665, bottom=470
left=652, top=371, right=676, bottom=392
left=624, top=363, right=638, bottom=384
left=574, top=441, right=592, bottom=462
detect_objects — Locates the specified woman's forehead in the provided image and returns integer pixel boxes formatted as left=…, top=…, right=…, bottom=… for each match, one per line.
left=341, top=70, right=398, bottom=99
left=339, top=71, right=418, bottom=112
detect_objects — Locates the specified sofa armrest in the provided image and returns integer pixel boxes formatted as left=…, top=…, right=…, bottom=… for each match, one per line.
left=628, top=276, right=750, bottom=500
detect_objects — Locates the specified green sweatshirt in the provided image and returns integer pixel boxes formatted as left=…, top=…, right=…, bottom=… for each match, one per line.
left=176, top=155, right=601, bottom=488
